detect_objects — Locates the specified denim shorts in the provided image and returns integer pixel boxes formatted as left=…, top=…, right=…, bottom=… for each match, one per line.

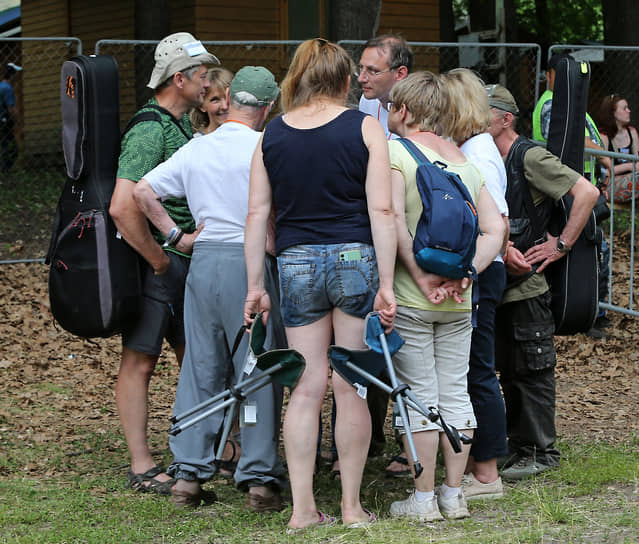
left=277, top=242, right=379, bottom=327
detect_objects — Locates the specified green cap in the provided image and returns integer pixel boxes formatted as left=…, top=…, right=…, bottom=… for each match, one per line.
left=485, top=84, right=519, bottom=115
left=230, top=66, right=280, bottom=106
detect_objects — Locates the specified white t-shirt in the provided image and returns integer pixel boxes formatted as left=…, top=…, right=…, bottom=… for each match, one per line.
left=144, top=121, right=260, bottom=244
left=461, top=132, right=509, bottom=263
left=358, top=96, right=398, bottom=140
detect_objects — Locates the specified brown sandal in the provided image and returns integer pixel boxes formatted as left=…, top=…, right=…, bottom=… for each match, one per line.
left=170, top=486, right=217, bottom=509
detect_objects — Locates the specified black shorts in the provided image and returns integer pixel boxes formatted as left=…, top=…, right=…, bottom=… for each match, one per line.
left=122, top=252, right=189, bottom=356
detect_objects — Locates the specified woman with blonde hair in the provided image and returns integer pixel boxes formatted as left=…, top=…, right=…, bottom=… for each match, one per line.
left=386, top=71, right=504, bottom=521
left=189, top=67, right=233, bottom=135
left=442, top=68, right=510, bottom=501
left=244, top=38, right=397, bottom=530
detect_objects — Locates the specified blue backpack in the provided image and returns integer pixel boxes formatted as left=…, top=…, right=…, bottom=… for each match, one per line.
left=399, top=138, right=480, bottom=280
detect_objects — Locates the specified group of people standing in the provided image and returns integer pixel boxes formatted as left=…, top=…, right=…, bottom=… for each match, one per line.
left=109, top=32, right=600, bottom=531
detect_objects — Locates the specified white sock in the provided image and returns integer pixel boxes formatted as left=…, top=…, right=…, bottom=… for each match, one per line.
left=440, top=482, right=461, bottom=499
left=414, top=489, right=434, bottom=503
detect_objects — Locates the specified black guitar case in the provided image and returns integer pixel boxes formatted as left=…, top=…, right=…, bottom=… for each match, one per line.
left=545, top=56, right=599, bottom=335
left=45, top=55, right=141, bottom=338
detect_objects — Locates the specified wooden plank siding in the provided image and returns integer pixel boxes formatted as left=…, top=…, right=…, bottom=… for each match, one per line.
left=378, top=0, right=440, bottom=73
left=194, top=1, right=285, bottom=84
left=193, top=0, right=281, bottom=40
left=20, top=0, right=70, bottom=160
left=18, top=1, right=440, bottom=159
left=378, top=0, right=439, bottom=42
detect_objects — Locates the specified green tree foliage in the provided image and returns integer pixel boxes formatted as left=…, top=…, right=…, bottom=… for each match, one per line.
left=452, top=0, right=603, bottom=43
left=515, top=0, right=603, bottom=43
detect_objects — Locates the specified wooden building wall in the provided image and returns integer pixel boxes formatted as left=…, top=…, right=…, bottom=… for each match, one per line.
left=378, top=0, right=439, bottom=42
left=193, top=0, right=281, bottom=41
left=18, top=0, right=440, bottom=159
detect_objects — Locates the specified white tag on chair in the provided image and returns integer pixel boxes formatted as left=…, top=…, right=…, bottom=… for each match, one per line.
left=354, top=383, right=367, bottom=399
left=240, top=402, right=257, bottom=427
left=244, top=351, right=258, bottom=375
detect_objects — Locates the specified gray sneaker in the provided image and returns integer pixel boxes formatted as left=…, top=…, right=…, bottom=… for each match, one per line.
left=501, top=456, right=554, bottom=481
left=437, top=490, right=470, bottom=519
left=462, top=473, right=504, bottom=501
left=390, top=492, right=444, bottom=522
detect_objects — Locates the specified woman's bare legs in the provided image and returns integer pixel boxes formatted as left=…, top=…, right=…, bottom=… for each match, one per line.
left=283, top=313, right=332, bottom=529
left=332, top=309, right=372, bottom=525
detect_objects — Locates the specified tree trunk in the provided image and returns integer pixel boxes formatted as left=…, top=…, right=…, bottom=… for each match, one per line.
left=134, top=0, right=172, bottom=109
left=328, top=0, right=381, bottom=41
left=601, top=0, right=639, bottom=127
left=603, top=0, right=639, bottom=46
left=439, top=0, right=456, bottom=43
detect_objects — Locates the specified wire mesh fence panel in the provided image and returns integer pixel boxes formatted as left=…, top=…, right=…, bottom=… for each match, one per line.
left=0, top=38, right=81, bottom=180
left=95, top=40, right=305, bottom=126
left=0, top=38, right=82, bottom=263
left=339, top=41, right=541, bottom=137
left=586, top=147, right=639, bottom=318
left=548, top=45, right=639, bottom=132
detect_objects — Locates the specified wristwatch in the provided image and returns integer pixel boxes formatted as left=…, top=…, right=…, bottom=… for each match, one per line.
left=556, top=238, right=571, bottom=254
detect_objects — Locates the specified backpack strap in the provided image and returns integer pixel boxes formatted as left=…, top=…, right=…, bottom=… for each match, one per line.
left=143, top=103, right=192, bottom=141
left=121, top=110, right=162, bottom=138
left=398, top=138, right=478, bottom=206
left=121, top=104, right=191, bottom=141
left=398, top=137, right=429, bottom=165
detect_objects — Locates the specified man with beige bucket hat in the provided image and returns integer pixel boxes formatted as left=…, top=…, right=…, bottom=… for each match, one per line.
left=109, top=32, right=219, bottom=496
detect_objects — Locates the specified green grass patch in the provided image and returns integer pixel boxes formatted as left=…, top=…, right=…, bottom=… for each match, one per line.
left=0, top=432, right=637, bottom=543
left=0, top=168, right=65, bottom=217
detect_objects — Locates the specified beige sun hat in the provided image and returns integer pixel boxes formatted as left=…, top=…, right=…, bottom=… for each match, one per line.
left=147, top=32, right=219, bottom=89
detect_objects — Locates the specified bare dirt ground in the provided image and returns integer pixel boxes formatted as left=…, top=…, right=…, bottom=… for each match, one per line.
left=1, top=258, right=638, bottom=483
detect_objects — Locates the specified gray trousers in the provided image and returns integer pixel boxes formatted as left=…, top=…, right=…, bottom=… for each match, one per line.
left=168, top=242, right=287, bottom=490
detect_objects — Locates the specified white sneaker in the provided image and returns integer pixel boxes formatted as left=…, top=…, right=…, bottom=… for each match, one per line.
left=390, top=492, right=444, bottom=522
left=461, top=473, right=504, bottom=501
left=437, top=489, right=470, bottom=519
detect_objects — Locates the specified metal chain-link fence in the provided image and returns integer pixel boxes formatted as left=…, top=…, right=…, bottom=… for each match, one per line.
left=95, top=40, right=305, bottom=127
left=0, top=38, right=81, bottom=183
left=340, top=41, right=541, bottom=137
left=548, top=45, right=639, bottom=131
left=94, top=39, right=541, bottom=134
left=1, top=37, right=637, bottom=318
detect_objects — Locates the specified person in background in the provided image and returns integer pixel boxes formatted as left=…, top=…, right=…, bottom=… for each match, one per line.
left=442, top=68, right=509, bottom=501
left=387, top=71, right=504, bottom=521
left=357, top=33, right=413, bottom=477
left=0, top=62, right=22, bottom=173
left=244, top=38, right=397, bottom=530
left=597, top=93, right=639, bottom=203
left=190, top=67, right=233, bottom=136
left=532, top=53, right=611, bottom=339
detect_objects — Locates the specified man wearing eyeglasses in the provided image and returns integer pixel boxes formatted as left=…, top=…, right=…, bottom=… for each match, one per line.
left=358, top=34, right=413, bottom=140
left=355, top=35, right=413, bottom=477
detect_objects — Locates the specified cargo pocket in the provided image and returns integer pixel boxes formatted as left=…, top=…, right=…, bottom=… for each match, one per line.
left=513, top=322, right=556, bottom=372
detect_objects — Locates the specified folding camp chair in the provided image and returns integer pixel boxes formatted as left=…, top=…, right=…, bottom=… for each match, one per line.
left=169, top=314, right=305, bottom=470
left=328, top=312, right=472, bottom=479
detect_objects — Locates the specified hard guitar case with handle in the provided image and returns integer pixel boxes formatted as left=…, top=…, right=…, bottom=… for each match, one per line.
left=45, top=55, right=141, bottom=338
left=545, top=56, right=599, bottom=335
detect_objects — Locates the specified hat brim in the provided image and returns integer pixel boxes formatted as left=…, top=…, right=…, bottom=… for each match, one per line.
left=147, top=51, right=220, bottom=89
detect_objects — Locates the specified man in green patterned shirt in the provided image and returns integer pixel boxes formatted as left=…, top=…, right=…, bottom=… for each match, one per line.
left=109, top=32, right=219, bottom=495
